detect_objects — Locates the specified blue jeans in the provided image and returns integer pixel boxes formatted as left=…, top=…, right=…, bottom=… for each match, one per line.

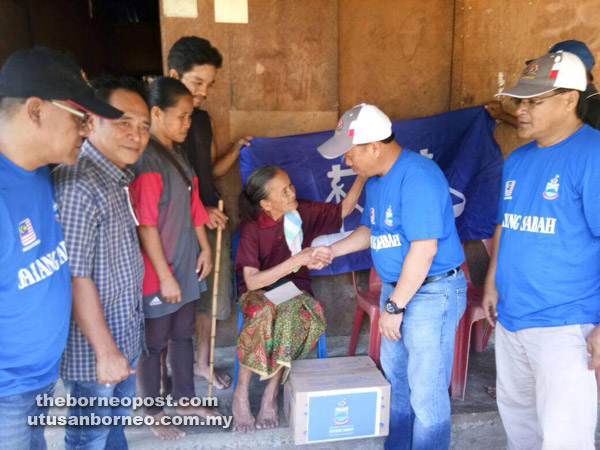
left=380, top=270, right=466, bottom=450
left=0, top=382, right=56, bottom=450
left=63, top=355, right=139, bottom=450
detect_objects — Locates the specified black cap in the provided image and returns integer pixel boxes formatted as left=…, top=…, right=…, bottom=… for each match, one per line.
left=0, top=47, right=122, bottom=119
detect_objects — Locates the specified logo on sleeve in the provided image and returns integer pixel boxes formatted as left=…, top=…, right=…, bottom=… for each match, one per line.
left=19, top=218, right=41, bottom=251
left=542, top=174, right=560, bottom=200
left=504, top=180, right=516, bottom=199
left=53, top=202, right=61, bottom=222
left=384, top=205, right=393, bottom=226
left=370, top=207, right=375, bottom=225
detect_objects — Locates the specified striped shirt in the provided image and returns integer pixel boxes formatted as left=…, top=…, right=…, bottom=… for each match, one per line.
left=52, top=140, right=144, bottom=381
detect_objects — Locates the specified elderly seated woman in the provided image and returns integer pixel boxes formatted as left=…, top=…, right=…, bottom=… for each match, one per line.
left=232, top=165, right=365, bottom=433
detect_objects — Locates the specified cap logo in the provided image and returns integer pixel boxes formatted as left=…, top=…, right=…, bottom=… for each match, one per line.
left=348, top=128, right=355, bottom=137
left=523, top=63, right=538, bottom=79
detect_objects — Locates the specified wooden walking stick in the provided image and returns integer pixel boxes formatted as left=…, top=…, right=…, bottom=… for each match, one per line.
left=208, top=199, right=224, bottom=397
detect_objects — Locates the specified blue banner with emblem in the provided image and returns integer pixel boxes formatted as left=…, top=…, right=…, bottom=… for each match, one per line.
left=239, top=106, right=503, bottom=276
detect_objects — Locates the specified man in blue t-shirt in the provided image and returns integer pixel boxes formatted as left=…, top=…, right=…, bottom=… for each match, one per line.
left=0, top=48, right=122, bottom=449
left=483, top=51, right=600, bottom=448
left=316, top=104, right=466, bottom=450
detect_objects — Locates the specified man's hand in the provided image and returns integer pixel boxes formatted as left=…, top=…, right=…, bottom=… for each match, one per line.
left=379, top=310, right=403, bottom=341
left=196, top=249, right=213, bottom=281
left=307, top=246, right=334, bottom=270
left=96, top=350, right=134, bottom=384
left=485, top=101, right=505, bottom=120
left=292, top=248, right=318, bottom=267
left=309, top=246, right=334, bottom=266
left=160, top=274, right=182, bottom=303
left=587, top=325, right=600, bottom=370
left=206, top=206, right=228, bottom=230
left=235, top=136, right=253, bottom=150
left=482, top=287, right=499, bottom=327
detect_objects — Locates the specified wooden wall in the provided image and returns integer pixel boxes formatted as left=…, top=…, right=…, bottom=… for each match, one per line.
left=0, top=0, right=32, bottom=65
left=0, top=0, right=161, bottom=77
left=452, top=0, right=600, bottom=155
left=159, top=0, right=339, bottom=225
left=339, top=0, right=455, bottom=120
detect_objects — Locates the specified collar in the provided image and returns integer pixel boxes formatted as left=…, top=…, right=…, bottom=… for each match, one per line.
left=256, top=210, right=282, bottom=229
left=81, top=140, right=134, bottom=186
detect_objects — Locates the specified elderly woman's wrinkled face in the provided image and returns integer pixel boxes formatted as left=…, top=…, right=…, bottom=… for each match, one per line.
left=261, top=170, right=298, bottom=217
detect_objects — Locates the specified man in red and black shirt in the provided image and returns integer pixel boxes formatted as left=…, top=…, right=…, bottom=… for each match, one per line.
left=167, top=37, right=252, bottom=389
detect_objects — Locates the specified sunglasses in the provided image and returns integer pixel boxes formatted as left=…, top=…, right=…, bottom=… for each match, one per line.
left=50, top=101, right=91, bottom=128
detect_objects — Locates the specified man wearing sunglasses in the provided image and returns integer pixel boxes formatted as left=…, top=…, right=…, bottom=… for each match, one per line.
left=483, top=51, right=600, bottom=449
left=0, top=47, right=122, bottom=449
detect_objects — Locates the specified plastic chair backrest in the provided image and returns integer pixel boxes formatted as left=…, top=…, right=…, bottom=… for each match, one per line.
left=368, top=268, right=382, bottom=291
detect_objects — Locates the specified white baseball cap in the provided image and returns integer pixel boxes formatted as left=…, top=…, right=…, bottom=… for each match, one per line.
left=497, top=51, right=587, bottom=99
left=317, top=103, right=393, bottom=159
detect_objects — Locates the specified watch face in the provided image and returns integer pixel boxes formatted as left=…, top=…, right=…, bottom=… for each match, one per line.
left=385, top=301, right=395, bottom=314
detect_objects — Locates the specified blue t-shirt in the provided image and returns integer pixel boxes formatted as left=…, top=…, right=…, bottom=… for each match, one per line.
left=360, top=149, right=464, bottom=283
left=0, top=153, right=71, bottom=396
left=496, top=125, right=600, bottom=331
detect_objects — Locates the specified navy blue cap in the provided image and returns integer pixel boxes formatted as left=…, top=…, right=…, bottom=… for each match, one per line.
left=549, top=40, right=594, bottom=71
left=0, top=47, right=122, bottom=119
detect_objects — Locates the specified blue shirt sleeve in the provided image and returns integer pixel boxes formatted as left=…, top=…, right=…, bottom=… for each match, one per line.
left=360, top=186, right=371, bottom=228
left=580, top=147, right=600, bottom=236
left=400, top=169, right=447, bottom=241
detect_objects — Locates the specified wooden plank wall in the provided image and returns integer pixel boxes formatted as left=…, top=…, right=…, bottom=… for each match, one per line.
left=339, top=0, right=455, bottom=120
left=159, top=0, right=339, bottom=227
left=452, top=0, right=600, bottom=156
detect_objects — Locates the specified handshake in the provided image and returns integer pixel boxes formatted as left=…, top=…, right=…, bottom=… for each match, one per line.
left=294, top=246, right=335, bottom=270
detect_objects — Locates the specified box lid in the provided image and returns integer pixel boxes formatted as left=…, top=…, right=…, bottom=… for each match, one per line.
left=289, top=367, right=389, bottom=394
left=290, top=356, right=376, bottom=375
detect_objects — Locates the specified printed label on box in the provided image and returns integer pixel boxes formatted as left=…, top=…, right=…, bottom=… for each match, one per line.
left=307, top=388, right=380, bottom=443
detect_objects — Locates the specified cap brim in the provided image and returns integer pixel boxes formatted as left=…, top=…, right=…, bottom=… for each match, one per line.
left=68, top=95, right=123, bottom=119
left=495, top=85, right=558, bottom=99
left=317, top=132, right=354, bottom=159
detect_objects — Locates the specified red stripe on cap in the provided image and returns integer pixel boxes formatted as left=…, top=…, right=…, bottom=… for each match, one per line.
left=348, top=129, right=355, bottom=137
left=66, top=99, right=116, bottom=120
left=549, top=70, right=559, bottom=79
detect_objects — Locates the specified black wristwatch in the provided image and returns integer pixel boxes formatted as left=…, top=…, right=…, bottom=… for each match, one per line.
left=384, top=299, right=406, bottom=315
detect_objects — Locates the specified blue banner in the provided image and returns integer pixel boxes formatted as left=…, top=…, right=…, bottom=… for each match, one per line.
left=240, top=106, right=503, bottom=276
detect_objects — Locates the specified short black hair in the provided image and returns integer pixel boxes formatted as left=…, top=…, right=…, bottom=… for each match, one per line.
left=0, top=97, right=26, bottom=120
left=167, top=37, right=223, bottom=77
left=380, top=132, right=395, bottom=144
left=148, top=76, right=191, bottom=110
left=90, top=74, right=147, bottom=103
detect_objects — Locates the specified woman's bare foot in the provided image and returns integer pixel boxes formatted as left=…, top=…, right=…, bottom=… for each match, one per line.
left=256, top=390, right=279, bottom=430
left=176, top=405, right=221, bottom=419
left=232, top=390, right=255, bottom=433
left=194, top=364, right=231, bottom=390
left=148, top=411, right=185, bottom=440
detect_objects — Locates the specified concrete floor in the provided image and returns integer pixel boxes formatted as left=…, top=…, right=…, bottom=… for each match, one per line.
left=43, top=333, right=599, bottom=449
